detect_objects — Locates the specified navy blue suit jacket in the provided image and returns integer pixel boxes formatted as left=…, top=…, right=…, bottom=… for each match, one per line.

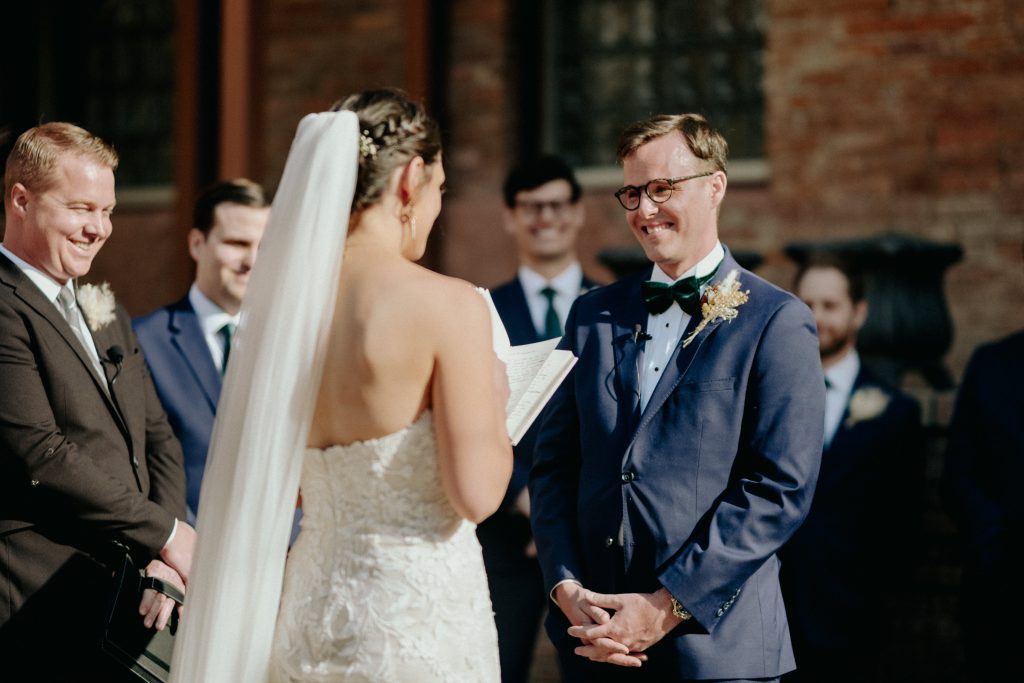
left=530, top=248, right=824, bottom=680
left=943, top=330, right=1024, bottom=677
left=780, top=366, right=924, bottom=653
left=133, top=296, right=221, bottom=524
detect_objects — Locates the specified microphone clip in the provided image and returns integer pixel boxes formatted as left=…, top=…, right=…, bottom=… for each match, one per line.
left=633, top=324, right=652, bottom=344
left=103, top=345, right=126, bottom=385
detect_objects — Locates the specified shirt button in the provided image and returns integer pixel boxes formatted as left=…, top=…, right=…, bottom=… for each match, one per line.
left=30, top=479, right=39, bottom=487
left=45, top=448, right=55, bottom=456
left=132, top=457, right=140, bottom=468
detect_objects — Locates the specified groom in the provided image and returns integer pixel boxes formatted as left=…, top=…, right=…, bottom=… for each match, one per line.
left=530, top=113, right=824, bottom=681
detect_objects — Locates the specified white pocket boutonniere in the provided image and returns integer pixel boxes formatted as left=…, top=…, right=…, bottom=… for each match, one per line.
left=682, top=269, right=750, bottom=348
left=78, top=282, right=117, bottom=332
left=845, top=386, right=889, bottom=428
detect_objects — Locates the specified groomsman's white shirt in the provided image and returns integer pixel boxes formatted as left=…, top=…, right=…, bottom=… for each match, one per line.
left=189, top=283, right=240, bottom=372
left=823, top=348, right=859, bottom=448
left=517, top=261, right=582, bottom=337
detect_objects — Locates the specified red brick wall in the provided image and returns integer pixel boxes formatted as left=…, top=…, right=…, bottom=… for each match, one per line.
left=249, top=0, right=1024, bottom=381
left=764, top=0, right=1024, bottom=374
left=254, top=1, right=410, bottom=192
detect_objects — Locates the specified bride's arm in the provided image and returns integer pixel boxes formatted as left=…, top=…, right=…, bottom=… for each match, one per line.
left=431, top=284, right=512, bottom=523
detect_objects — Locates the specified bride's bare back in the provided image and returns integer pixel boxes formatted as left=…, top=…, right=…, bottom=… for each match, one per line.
left=309, top=246, right=451, bottom=445
left=308, top=243, right=508, bottom=522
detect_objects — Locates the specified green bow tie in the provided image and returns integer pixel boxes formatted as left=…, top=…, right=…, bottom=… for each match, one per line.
left=640, top=265, right=720, bottom=316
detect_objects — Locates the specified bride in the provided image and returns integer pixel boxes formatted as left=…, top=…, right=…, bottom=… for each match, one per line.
left=169, top=90, right=511, bottom=682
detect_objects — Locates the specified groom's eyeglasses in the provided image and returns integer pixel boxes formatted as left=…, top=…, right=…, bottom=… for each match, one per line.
left=614, top=172, right=714, bottom=211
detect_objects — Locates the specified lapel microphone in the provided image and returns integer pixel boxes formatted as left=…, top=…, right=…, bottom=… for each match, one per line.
left=103, top=345, right=125, bottom=385
left=633, top=324, right=652, bottom=344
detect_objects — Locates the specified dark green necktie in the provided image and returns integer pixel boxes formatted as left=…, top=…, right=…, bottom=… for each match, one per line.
left=540, top=286, right=562, bottom=339
left=220, top=322, right=235, bottom=373
left=640, top=264, right=721, bottom=316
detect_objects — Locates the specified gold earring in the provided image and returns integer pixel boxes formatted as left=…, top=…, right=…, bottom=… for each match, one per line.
left=401, top=203, right=417, bottom=241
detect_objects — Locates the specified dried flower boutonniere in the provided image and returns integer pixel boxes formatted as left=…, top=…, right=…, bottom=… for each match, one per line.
left=78, top=282, right=117, bottom=332
left=845, top=386, right=890, bottom=428
left=682, top=269, right=749, bottom=348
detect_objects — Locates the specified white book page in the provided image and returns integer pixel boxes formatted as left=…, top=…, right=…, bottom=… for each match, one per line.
left=477, top=288, right=577, bottom=444
left=506, top=346, right=576, bottom=444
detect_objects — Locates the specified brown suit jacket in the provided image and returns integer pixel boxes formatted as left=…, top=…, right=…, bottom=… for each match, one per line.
left=0, top=253, right=186, bottom=666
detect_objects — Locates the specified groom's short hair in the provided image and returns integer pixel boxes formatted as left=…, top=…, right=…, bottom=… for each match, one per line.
left=615, top=113, right=728, bottom=174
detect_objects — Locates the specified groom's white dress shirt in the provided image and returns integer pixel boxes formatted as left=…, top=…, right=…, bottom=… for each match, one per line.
left=639, top=241, right=725, bottom=413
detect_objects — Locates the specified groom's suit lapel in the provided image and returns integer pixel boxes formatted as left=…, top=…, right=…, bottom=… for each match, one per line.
left=630, top=252, right=741, bottom=442
left=611, top=278, right=649, bottom=432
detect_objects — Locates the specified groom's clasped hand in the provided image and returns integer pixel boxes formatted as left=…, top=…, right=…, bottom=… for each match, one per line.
left=556, top=582, right=682, bottom=668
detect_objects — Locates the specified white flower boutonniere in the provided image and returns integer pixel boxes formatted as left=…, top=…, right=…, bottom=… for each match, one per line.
left=682, top=269, right=750, bottom=348
left=845, top=386, right=890, bottom=428
left=77, top=282, right=117, bottom=332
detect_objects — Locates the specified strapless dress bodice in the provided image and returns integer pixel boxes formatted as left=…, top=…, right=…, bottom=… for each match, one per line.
left=300, top=410, right=462, bottom=539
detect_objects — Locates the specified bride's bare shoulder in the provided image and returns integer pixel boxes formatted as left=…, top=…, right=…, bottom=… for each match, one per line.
left=402, top=267, right=490, bottom=326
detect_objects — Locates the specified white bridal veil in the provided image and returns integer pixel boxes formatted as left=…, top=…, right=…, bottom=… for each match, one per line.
left=169, top=111, right=358, bottom=682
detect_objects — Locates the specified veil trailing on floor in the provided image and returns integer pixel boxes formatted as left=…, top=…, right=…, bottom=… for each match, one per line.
left=169, top=111, right=358, bottom=682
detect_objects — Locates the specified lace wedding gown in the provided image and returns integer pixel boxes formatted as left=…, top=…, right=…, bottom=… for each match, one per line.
left=269, top=410, right=501, bottom=682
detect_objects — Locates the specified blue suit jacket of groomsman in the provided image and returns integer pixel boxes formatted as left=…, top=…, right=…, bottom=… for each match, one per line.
left=530, top=247, right=825, bottom=680
left=133, top=296, right=221, bottom=525
left=780, top=366, right=924, bottom=653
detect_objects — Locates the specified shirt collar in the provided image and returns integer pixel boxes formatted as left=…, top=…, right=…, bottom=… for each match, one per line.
left=518, top=261, right=583, bottom=297
left=0, top=244, right=67, bottom=304
left=188, top=283, right=239, bottom=338
left=649, top=241, right=725, bottom=285
left=824, top=348, right=860, bottom=397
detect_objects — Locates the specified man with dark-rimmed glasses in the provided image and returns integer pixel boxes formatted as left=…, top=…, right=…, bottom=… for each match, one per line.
left=481, top=155, right=599, bottom=683
left=530, top=113, right=825, bottom=682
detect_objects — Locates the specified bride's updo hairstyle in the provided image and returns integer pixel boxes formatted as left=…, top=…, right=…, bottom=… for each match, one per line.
left=331, top=88, right=441, bottom=213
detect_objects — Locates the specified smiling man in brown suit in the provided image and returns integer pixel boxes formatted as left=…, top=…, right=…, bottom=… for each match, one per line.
left=0, top=122, right=194, bottom=680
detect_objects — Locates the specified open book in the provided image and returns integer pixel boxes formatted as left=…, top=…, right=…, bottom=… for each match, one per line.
left=479, top=289, right=578, bottom=446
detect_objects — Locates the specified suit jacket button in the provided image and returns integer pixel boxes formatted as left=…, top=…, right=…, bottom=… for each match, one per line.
left=620, top=471, right=635, bottom=483
left=45, top=448, right=55, bottom=456
left=30, top=479, right=39, bottom=487
left=605, top=536, right=615, bottom=547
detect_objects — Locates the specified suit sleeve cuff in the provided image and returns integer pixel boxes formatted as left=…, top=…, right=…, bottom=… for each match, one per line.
left=550, top=578, right=582, bottom=604
left=162, top=517, right=178, bottom=549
